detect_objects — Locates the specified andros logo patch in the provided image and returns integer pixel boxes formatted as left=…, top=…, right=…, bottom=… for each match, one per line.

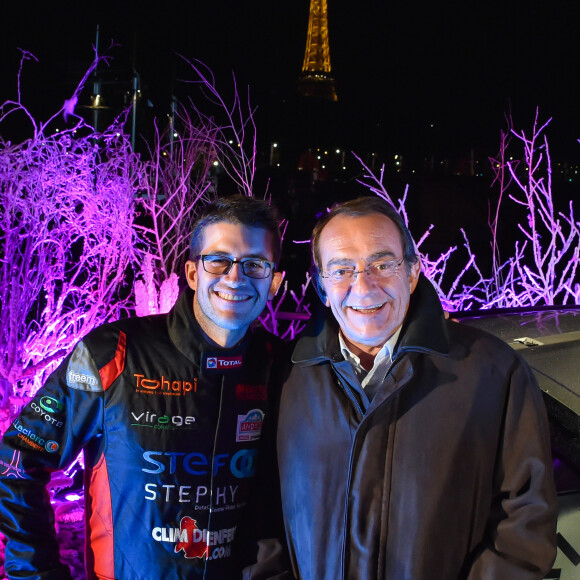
left=236, top=409, right=264, bottom=442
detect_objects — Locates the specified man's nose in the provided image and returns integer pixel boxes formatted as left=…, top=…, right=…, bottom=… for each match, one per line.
left=224, top=262, right=245, bottom=282
left=349, top=268, right=374, bottom=293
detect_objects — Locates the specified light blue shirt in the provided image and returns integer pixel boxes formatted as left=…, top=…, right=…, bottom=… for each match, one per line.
left=339, top=327, right=401, bottom=391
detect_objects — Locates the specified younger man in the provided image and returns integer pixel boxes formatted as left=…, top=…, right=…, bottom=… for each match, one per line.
left=0, top=196, right=285, bottom=579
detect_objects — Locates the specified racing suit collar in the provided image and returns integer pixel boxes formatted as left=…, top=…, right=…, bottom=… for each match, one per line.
left=167, top=287, right=251, bottom=367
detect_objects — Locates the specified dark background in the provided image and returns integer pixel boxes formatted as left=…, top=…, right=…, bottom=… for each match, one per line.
left=1, top=0, right=579, bottom=158
left=1, top=0, right=579, bottom=279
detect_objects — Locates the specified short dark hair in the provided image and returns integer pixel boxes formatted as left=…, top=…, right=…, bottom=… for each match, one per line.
left=311, top=196, right=419, bottom=273
left=189, top=195, right=282, bottom=264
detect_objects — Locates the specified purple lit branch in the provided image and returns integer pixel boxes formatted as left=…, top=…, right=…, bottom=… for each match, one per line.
left=133, top=100, right=218, bottom=315
left=505, top=111, right=579, bottom=305
left=0, top=56, right=139, bottom=408
left=134, top=60, right=268, bottom=316
left=179, top=57, right=258, bottom=196
left=259, top=273, right=313, bottom=341
left=355, top=111, right=579, bottom=310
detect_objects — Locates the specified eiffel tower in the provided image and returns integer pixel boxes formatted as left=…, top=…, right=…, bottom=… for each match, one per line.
left=298, top=0, right=338, bottom=102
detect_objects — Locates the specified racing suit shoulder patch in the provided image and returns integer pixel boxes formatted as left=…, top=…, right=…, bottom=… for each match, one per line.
left=67, top=341, right=104, bottom=392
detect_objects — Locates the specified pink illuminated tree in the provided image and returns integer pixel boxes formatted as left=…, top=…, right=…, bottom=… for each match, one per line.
left=133, top=58, right=265, bottom=316
left=355, top=112, right=580, bottom=310
left=0, top=51, right=140, bottom=423
left=133, top=103, right=217, bottom=316
left=500, top=112, right=579, bottom=305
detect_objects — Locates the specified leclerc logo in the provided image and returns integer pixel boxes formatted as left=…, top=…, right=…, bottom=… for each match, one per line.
left=206, top=356, right=243, bottom=370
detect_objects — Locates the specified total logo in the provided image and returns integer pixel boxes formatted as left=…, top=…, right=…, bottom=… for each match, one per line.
left=206, top=356, right=242, bottom=370
left=13, top=419, right=60, bottom=453
left=134, top=373, right=198, bottom=397
left=142, top=449, right=258, bottom=479
left=131, top=410, right=196, bottom=430
left=30, top=396, right=64, bottom=428
left=152, top=517, right=235, bottom=561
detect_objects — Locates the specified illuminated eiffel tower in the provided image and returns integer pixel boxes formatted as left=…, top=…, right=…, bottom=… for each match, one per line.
left=298, top=0, right=338, bottom=102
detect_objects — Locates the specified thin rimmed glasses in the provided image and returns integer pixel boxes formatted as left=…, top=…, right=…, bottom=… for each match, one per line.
left=321, top=257, right=405, bottom=286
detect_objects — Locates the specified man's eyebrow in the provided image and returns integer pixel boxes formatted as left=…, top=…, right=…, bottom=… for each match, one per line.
left=326, top=251, right=397, bottom=268
left=368, top=251, right=398, bottom=261
left=325, top=257, right=356, bottom=268
left=208, top=251, right=271, bottom=261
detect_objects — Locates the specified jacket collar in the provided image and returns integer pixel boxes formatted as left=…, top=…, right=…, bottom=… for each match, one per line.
left=167, top=287, right=251, bottom=367
left=293, top=274, right=450, bottom=366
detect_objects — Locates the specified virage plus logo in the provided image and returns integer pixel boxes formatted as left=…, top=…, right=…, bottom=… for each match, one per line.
left=134, top=373, right=198, bottom=396
left=131, top=410, right=196, bottom=430
left=206, top=356, right=242, bottom=370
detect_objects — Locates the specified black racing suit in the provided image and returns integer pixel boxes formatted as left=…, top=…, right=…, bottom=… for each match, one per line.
left=0, top=288, right=285, bottom=579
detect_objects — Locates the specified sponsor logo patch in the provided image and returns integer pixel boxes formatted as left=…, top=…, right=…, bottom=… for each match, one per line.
left=144, top=483, right=239, bottom=506
left=31, top=399, right=64, bottom=429
left=130, top=410, right=196, bottom=430
left=67, top=369, right=100, bottom=392
left=206, top=356, right=242, bottom=370
left=134, top=374, right=197, bottom=396
left=0, top=450, right=25, bottom=479
left=235, top=384, right=267, bottom=401
left=12, top=419, right=60, bottom=453
left=236, top=409, right=264, bottom=442
left=152, top=518, right=235, bottom=561
left=39, top=396, right=64, bottom=414
left=141, top=449, right=258, bottom=479
left=66, top=342, right=103, bottom=392
left=45, top=440, right=59, bottom=453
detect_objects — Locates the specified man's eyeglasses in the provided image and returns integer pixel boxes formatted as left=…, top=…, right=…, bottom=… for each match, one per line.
left=196, top=254, right=275, bottom=279
left=321, top=257, right=405, bottom=285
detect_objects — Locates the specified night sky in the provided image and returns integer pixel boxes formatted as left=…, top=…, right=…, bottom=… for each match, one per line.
left=1, top=0, right=580, bottom=161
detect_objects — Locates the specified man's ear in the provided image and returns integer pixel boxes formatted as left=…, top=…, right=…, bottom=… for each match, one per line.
left=268, top=271, right=284, bottom=300
left=184, top=260, right=198, bottom=291
left=312, top=270, right=328, bottom=305
left=409, top=259, right=422, bottom=294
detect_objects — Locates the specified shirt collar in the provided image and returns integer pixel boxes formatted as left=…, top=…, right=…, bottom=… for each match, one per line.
left=339, top=327, right=402, bottom=389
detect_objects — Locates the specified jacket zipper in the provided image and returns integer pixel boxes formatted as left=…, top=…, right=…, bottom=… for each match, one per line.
left=204, top=375, right=225, bottom=579
left=337, top=355, right=416, bottom=580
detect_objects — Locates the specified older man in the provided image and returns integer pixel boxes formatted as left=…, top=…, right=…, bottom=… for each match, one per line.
left=0, top=196, right=289, bottom=579
left=277, top=196, right=557, bottom=579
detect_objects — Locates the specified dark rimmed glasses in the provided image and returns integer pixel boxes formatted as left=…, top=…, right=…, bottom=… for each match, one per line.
left=196, top=254, right=275, bottom=279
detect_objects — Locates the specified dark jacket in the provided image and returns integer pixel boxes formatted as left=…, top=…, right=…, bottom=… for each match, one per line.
left=0, top=288, right=285, bottom=580
left=277, top=275, right=558, bottom=580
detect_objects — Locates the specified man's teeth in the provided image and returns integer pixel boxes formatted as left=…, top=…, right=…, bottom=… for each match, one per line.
left=351, top=304, right=383, bottom=313
left=217, top=291, right=248, bottom=301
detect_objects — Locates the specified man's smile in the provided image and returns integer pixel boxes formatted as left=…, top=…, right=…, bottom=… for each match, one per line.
left=348, top=303, right=387, bottom=314
left=215, top=290, right=252, bottom=302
